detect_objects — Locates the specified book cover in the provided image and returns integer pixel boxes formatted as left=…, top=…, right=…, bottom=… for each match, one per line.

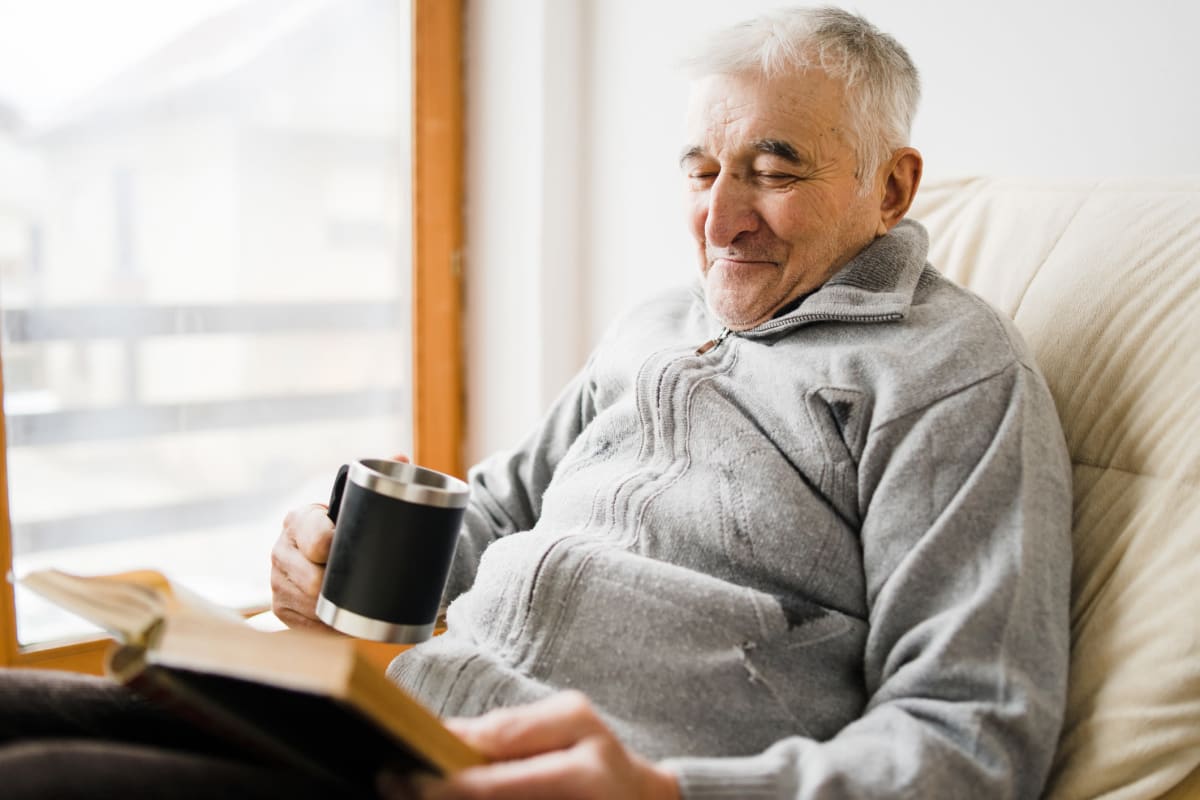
left=20, top=568, right=484, bottom=787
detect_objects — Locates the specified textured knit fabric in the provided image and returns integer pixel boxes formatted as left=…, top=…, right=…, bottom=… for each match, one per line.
left=911, top=177, right=1200, bottom=800
left=388, top=219, right=1073, bottom=798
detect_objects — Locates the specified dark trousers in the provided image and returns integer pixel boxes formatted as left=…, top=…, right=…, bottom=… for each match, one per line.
left=0, top=668, right=372, bottom=798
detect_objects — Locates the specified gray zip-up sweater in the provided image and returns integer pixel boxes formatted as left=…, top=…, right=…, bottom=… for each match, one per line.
left=389, top=219, right=1073, bottom=799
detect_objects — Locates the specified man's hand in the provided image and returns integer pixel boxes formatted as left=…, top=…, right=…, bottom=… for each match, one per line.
left=270, top=503, right=338, bottom=631
left=381, top=691, right=681, bottom=800
left=270, top=454, right=409, bottom=631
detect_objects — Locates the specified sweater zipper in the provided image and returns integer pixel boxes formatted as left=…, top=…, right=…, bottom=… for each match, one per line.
left=523, top=308, right=903, bottom=630
left=756, top=311, right=904, bottom=331
left=695, top=327, right=731, bottom=355
left=694, top=310, right=904, bottom=355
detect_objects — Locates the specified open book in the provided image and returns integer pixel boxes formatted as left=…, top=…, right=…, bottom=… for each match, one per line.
left=21, top=568, right=483, bottom=788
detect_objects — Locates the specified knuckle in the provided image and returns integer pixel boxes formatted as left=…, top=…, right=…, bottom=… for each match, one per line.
left=560, top=689, right=594, bottom=715
left=301, top=570, right=324, bottom=598
left=564, top=746, right=611, bottom=798
left=468, top=725, right=506, bottom=755
left=296, top=523, right=333, bottom=562
left=269, top=538, right=289, bottom=567
left=588, top=733, right=622, bottom=763
left=473, top=704, right=518, bottom=734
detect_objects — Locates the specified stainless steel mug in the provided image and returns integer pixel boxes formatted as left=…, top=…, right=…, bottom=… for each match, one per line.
left=316, top=458, right=469, bottom=643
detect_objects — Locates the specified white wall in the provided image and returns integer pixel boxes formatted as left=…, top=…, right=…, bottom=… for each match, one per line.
left=463, top=0, right=584, bottom=463
left=464, top=0, right=1200, bottom=463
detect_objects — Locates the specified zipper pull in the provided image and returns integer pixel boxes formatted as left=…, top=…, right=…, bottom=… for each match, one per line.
left=695, top=327, right=731, bottom=355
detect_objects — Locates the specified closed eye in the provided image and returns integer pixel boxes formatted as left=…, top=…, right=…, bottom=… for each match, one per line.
left=755, top=172, right=799, bottom=187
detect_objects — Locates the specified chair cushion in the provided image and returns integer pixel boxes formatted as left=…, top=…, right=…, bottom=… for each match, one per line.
left=910, top=177, right=1200, bottom=800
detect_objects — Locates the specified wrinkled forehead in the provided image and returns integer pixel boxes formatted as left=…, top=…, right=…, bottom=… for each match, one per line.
left=684, top=70, right=854, bottom=154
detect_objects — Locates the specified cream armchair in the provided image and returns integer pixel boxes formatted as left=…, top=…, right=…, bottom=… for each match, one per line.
left=911, top=178, right=1200, bottom=800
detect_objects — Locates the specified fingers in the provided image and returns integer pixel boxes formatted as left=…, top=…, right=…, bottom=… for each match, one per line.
left=446, top=691, right=606, bottom=762
left=272, top=507, right=330, bottom=594
left=270, top=504, right=336, bottom=630
left=288, top=504, right=335, bottom=564
left=270, top=568, right=331, bottom=631
left=411, top=744, right=614, bottom=800
left=392, top=453, right=411, bottom=463
left=384, top=692, right=681, bottom=800
left=393, top=733, right=679, bottom=800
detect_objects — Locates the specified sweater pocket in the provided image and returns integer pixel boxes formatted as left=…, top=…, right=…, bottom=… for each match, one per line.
left=744, top=589, right=869, bottom=740
left=529, top=547, right=867, bottom=758
left=803, top=386, right=869, bottom=527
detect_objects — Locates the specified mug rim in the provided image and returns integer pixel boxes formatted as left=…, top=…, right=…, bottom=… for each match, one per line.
left=349, top=458, right=470, bottom=509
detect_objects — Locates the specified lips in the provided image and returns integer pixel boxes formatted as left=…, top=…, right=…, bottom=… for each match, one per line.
left=707, top=246, right=780, bottom=267
left=710, top=257, right=778, bottom=271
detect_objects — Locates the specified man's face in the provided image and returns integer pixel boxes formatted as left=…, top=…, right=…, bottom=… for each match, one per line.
left=682, top=70, right=885, bottom=330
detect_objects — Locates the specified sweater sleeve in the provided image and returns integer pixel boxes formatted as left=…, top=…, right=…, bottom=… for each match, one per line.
left=441, top=360, right=601, bottom=604
left=663, top=360, right=1073, bottom=799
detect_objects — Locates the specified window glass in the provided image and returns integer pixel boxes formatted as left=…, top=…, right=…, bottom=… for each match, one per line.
left=0, top=0, right=412, bottom=645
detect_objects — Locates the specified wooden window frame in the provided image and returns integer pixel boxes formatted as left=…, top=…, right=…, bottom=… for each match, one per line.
left=0, top=0, right=464, bottom=673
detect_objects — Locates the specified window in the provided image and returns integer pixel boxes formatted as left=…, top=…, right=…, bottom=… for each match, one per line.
left=0, top=0, right=463, bottom=670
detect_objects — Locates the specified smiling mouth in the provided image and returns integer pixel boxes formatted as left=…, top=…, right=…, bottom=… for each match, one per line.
left=710, top=257, right=777, bottom=270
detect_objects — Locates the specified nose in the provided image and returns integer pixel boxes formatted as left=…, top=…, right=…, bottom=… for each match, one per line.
left=704, top=172, right=759, bottom=248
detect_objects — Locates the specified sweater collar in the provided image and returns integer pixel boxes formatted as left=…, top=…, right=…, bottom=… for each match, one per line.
left=804, top=217, right=928, bottom=319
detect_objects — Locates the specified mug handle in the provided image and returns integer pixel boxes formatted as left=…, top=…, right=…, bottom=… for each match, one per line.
left=327, top=463, right=351, bottom=524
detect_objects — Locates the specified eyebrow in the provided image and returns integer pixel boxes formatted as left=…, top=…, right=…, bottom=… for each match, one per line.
left=753, top=138, right=804, bottom=163
left=678, top=139, right=806, bottom=168
left=678, top=145, right=705, bottom=168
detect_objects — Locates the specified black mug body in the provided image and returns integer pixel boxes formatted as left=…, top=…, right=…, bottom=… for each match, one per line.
left=316, top=459, right=468, bottom=643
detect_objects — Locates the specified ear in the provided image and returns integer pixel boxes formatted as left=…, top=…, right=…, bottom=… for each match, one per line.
left=874, top=147, right=923, bottom=236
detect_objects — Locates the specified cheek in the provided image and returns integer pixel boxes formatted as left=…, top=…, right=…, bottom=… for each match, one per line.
left=759, top=196, right=814, bottom=240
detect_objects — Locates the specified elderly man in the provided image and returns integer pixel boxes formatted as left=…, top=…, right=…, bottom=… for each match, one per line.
left=0, top=7, right=1070, bottom=799
left=276, top=6, right=1072, bottom=800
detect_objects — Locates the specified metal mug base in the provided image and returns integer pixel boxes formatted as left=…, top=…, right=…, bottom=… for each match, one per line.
left=315, top=595, right=436, bottom=644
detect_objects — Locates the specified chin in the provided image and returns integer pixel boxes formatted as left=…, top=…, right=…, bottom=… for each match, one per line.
left=703, top=280, right=770, bottom=329
left=705, top=296, right=770, bottom=331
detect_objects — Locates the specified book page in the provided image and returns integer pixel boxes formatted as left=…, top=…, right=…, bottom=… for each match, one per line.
left=19, top=568, right=242, bottom=646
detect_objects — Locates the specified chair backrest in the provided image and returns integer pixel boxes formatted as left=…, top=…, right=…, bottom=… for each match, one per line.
left=910, top=177, right=1200, bottom=800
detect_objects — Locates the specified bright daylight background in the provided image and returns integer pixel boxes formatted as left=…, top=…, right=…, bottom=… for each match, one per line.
left=0, top=0, right=412, bottom=644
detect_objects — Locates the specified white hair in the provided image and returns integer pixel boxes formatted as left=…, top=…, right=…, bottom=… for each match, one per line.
left=684, top=6, right=921, bottom=189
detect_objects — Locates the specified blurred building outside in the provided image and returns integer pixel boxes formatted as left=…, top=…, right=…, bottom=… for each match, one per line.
left=0, top=0, right=413, bottom=644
